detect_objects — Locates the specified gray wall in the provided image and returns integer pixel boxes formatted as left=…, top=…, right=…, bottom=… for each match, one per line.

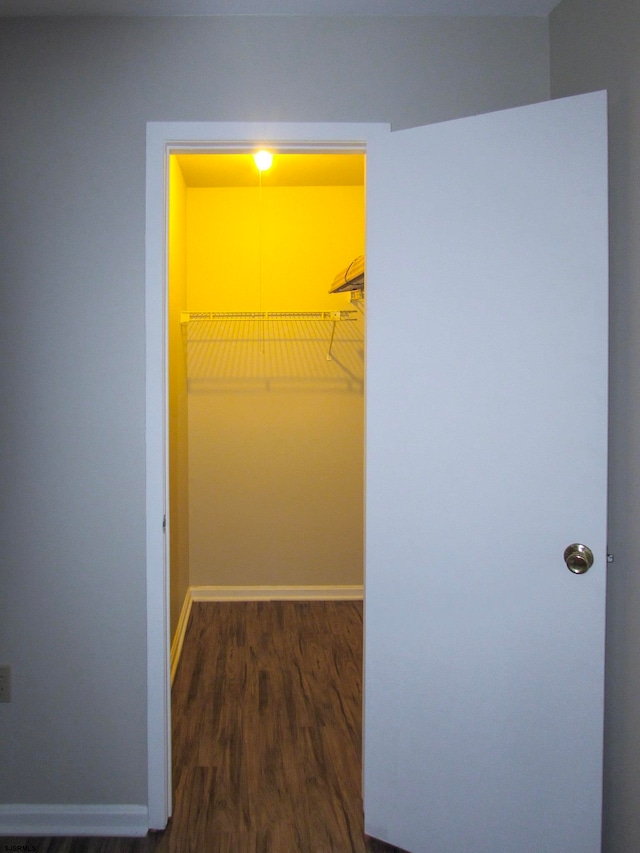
left=550, top=2, right=640, bottom=850
left=0, top=16, right=548, bottom=809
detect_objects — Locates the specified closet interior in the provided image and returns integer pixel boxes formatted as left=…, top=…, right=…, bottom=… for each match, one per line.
left=168, top=150, right=366, bottom=643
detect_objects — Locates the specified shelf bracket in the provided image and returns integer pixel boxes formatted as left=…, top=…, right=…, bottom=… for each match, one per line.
left=326, top=321, right=338, bottom=361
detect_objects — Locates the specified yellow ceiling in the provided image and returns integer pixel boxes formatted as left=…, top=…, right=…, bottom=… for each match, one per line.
left=173, top=152, right=364, bottom=188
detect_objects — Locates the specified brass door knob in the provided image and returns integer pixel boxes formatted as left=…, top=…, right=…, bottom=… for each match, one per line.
left=564, top=543, right=594, bottom=574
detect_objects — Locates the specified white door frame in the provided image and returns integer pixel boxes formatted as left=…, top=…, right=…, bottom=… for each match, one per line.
left=145, top=120, right=388, bottom=829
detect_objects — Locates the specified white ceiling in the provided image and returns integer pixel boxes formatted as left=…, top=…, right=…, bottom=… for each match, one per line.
left=0, top=0, right=564, bottom=18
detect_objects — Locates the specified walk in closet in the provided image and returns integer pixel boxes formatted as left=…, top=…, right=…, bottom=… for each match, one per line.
left=168, top=151, right=366, bottom=642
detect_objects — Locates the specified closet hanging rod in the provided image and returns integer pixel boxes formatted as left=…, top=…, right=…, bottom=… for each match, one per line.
left=180, top=310, right=357, bottom=324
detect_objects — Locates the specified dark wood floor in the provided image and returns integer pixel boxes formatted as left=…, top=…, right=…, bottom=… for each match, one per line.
left=2, top=601, right=407, bottom=852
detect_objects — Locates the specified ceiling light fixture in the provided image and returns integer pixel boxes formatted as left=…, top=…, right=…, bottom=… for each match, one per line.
left=253, top=150, right=273, bottom=172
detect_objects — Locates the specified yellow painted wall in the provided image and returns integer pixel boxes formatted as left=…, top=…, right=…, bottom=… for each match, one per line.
left=168, top=157, right=190, bottom=637
left=186, top=185, right=361, bottom=312
left=186, top=181, right=365, bottom=587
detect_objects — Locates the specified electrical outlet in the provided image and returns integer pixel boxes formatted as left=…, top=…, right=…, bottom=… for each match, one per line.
left=0, top=665, right=12, bottom=703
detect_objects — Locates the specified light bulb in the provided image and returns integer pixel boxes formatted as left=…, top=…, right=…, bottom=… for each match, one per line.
left=253, top=150, right=273, bottom=172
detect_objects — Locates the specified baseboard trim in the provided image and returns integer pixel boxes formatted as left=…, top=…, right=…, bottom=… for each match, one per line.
left=170, top=588, right=193, bottom=686
left=0, top=803, right=148, bottom=836
left=190, top=585, right=364, bottom=602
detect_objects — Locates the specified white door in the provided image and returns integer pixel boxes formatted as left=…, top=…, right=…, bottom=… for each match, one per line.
left=364, top=92, right=608, bottom=852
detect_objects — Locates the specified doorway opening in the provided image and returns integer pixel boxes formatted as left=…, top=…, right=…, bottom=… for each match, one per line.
left=146, top=122, right=388, bottom=831
left=166, top=147, right=366, bottom=794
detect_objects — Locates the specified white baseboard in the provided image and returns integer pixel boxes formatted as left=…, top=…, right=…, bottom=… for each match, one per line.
left=190, top=585, right=364, bottom=601
left=0, top=803, right=148, bottom=836
left=170, top=588, right=193, bottom=686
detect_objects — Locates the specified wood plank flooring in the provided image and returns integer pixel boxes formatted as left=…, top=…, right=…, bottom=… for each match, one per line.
left=169, top=600, right=365, bottom=851
left=1, top=601, right=408, bottom=852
